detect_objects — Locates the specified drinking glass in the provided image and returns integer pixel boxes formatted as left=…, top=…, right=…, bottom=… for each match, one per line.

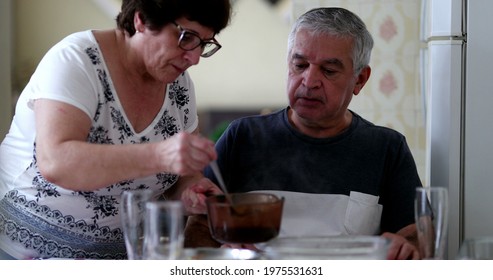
left=142, top=201, right=184, bottom=260
left=121, top=189, right=155, bottom=260
left=457, top=237, right=493, bottom=259
left=415, top=186, right=449, bottom=259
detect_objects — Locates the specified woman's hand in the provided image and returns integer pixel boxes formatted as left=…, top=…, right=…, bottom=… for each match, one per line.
left=181, top=177, right=223, bottom=215
left=156, top=132, right=217, bottom=176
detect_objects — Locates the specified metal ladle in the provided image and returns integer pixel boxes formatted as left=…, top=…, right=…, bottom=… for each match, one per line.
left=210, top=161, right=227, bottom=195
left=209, top=161, right=242, bottom=213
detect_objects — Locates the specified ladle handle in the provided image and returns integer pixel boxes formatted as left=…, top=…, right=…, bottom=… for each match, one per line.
left=210, top=160, right=228, bottom=195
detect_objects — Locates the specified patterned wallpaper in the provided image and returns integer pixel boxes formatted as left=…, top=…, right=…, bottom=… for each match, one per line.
left=287, top=0, right=426, bottom=182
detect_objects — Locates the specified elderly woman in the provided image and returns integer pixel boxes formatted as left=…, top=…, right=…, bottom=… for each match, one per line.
left=0, top=0, right=231, bottom=259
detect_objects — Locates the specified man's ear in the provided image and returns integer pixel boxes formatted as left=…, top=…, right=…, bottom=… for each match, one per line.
left=353, top=66, right=371, bottom=96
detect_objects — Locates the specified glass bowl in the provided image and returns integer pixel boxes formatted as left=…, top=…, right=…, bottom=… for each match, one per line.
left=206, top=193, right=284, bottom=244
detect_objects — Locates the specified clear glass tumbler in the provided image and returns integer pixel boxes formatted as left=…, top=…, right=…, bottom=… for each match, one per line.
left=415, top=186, right=449, bottom=259
left=121, top=189, right=155, bottom=260
left=142, top=201, right=184, bottom=260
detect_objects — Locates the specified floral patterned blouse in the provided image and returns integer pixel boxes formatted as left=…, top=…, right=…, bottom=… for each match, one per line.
left=0, top=30, right=198, bottom=259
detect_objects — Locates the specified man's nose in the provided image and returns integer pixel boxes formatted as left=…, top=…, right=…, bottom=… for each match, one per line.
left=303, top=65, right=322, bottom=88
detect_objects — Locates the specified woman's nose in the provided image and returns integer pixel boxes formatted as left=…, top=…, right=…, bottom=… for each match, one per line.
left=185, top=48, right=202, bottom=65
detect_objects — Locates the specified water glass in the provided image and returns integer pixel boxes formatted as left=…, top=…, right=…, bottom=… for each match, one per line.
left=143, top=201, right=184, bottom=260
left=415, top=186, right=449, bottom=259
left=121, top=189, right=155, bottom=260
left=457, top=237, right=493, bottom=259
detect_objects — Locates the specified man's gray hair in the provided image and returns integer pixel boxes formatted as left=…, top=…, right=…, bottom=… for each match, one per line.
left=288, top=7, right=374, bottom=75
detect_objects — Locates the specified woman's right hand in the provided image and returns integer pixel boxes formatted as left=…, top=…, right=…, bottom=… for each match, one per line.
left=155, top=132, right=217, bottom=176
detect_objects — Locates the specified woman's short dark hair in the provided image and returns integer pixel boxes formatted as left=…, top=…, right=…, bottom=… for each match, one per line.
left=116, top=0, right=232, bottom=36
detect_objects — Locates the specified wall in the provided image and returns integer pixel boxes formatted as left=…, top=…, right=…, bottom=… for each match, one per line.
left=0, top=0, right=12, bottom=140
left=12, top=0, right=115, bottom=97
left=189, top=0, right=290, bottom=110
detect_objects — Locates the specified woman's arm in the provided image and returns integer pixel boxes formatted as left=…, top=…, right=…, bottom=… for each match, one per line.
left=34, top=99, right=216, bottom=191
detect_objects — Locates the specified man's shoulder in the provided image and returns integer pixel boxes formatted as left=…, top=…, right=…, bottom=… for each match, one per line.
left=353, top=113, right=406, bottom=140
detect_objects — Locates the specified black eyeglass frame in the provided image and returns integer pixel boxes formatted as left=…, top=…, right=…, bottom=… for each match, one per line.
left=173, top=22, right=222, bottom=58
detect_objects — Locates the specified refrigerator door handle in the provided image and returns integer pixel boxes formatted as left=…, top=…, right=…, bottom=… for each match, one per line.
left=420, top=0, right=429, bottom=42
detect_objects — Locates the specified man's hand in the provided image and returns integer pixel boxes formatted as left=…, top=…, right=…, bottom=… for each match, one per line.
left=382, top=232, right=419, bottom=259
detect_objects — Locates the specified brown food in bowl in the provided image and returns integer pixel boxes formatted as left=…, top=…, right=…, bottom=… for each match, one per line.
left=206, top=193, right=284, bottom=244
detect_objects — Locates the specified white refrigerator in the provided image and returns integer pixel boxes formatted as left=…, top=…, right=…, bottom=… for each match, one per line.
left=423, top=0, right=493, bottom=259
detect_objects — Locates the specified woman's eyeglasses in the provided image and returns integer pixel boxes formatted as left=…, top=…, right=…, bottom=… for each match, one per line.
left=173, top=22, right=221, bottom=58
